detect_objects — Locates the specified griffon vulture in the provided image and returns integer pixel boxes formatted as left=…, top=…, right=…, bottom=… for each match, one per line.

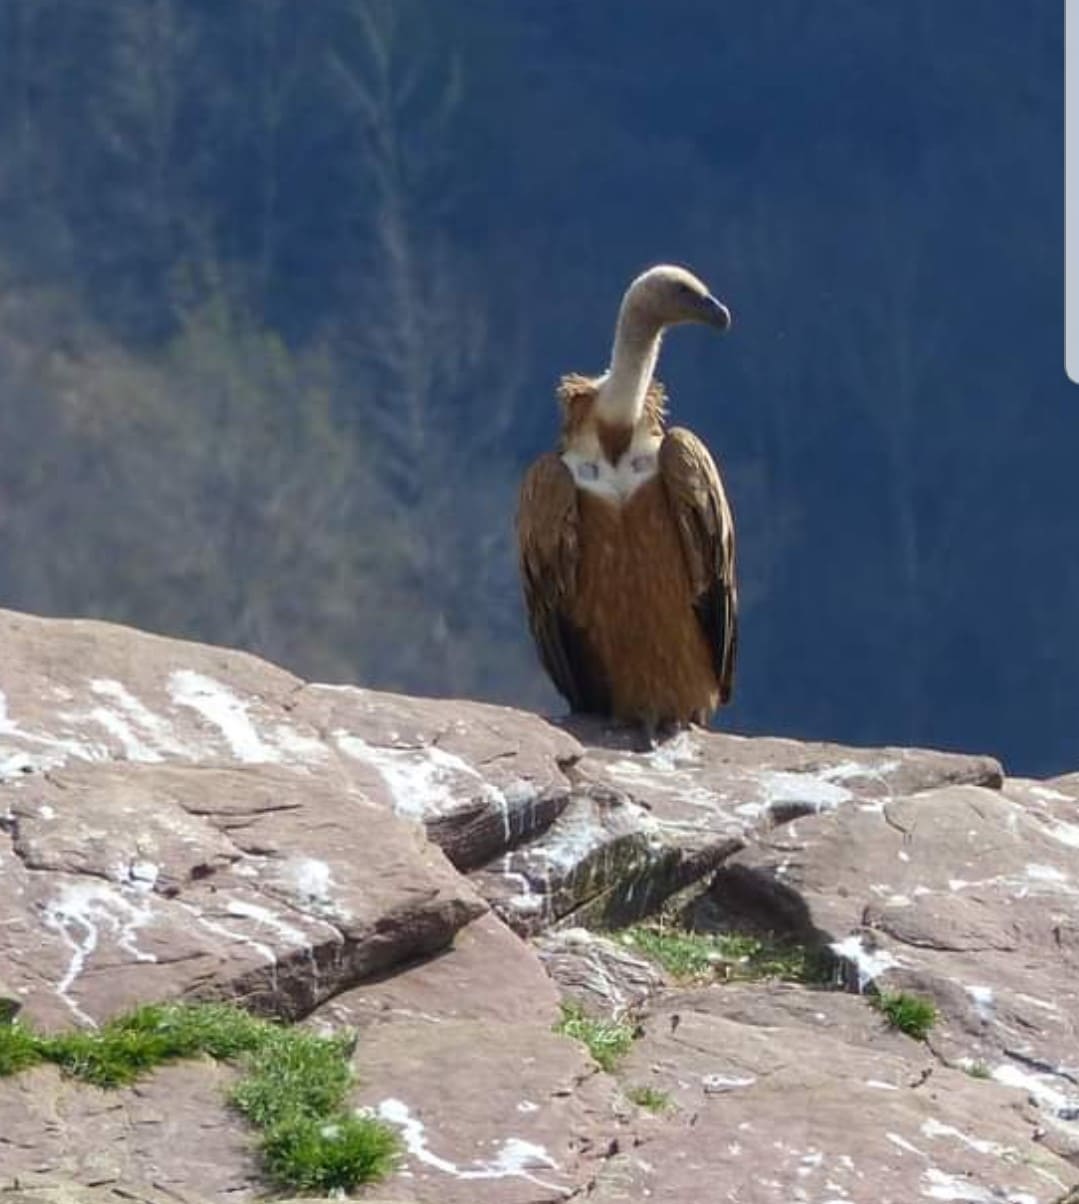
left=516, top=264, right=737, bottom=741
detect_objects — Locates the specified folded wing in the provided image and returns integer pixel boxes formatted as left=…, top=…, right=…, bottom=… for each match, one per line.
left=658, top=427, right=738, bottom=703
left=516, top=453, right=611, bottom=713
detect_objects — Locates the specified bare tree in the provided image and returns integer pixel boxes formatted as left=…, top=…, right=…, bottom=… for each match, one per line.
left=326, top=0, right=526, bottom=695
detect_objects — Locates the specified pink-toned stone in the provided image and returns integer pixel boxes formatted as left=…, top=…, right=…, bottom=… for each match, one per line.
left=707, top=783, right=1079, bottom=1161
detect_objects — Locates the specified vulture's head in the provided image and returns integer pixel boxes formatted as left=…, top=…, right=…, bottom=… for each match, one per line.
left=624, top=264, right=731, bottom=333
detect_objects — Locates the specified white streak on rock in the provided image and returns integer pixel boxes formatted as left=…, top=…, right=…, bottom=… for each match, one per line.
left=830, top=935, right=899, bottom=991
left=375, top=1098, right=562, bottom=1190
left=757, top=770, right=853, bottom=812
left=42, top=880, right=158, bottom=1025
left=1015, top=992, right=1060, bottom=1014
left=226, top=898, right=311, bottom=947
left=168, top=670, right=279, bottom=762
left=921, top=1167, right=1033, bottom=1202
left=642, top=731, right=701, bottom=771
left=992, top=1062, right=1079, bottom=1122
left=271, top=724, right=330, bottom=762
left=0, top=750, right=36, bottom=778
left=966, top=985, right=994, bottom=1020
left=532, top=805, right=625, bottom=874
left=489, top=777, right=541, bottom=843
left=285, top=857, right=333, bottom=905
left=335, top=732, right=481, bottom=818
left=920, top=1118, right=1005, bottom=1156
left=701, top=1074, right=756, bottom=1094
left=500, top=867, right=544, bottom=917
left=272, top=856, right=350, bottom=922
left=1025, top=863, right=1067, bottom=883
left=601, top=758, right=728, bottom=820
left=181, top=903, right=276, bottom=965
left=0, top=688, right=107, bottom=768
left=87, top=706, right=165, bottom=762
left=1028, top=784, right=1076, bottom=802
left=886, top=1132, right=926, bottom=1157
left=820, top=758, right=900, bottom=784
left=113, top=860, right=160, bottom=893
left=88, top=679, right=191, bottom=760
left=1045, top=820, right=1079, bottom=848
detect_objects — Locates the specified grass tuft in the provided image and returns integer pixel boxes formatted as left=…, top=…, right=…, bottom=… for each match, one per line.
left=872, top=990, right=938, bottom=1040
left=0, top=1021, right=39, bottom=1076
left=626, top=1084, right=671, bottom=1112
left=230, top=1026, right=354, bottom=1127
left=260, top=1112, right=401, bottom=1192
left=620, top=924, right=829, bottom=984
left=554, top=1002, right=636, bottom=1072
left=40, top=1001, right=271, bottom=1087
left=0, top=1002, right=398, bottom=1193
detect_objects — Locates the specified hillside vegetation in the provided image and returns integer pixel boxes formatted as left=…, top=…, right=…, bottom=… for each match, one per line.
left=0, top=1, right=1073, bottom=774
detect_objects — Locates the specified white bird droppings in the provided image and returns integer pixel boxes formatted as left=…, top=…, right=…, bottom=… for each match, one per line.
left=42, top=879, right=159, bottom=1025
left=168, top=670, right=280, bottom=763
left=830, top=934, right=899, bottom=992
left=334, top=732, right=481, bottom=819
left=375, top=1098, right=561, bottom=1189
left=965, top=984, right=994, bottom=1020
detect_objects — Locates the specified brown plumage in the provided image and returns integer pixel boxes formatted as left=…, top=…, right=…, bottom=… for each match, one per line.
left=517, top=264, right=737, bottom=735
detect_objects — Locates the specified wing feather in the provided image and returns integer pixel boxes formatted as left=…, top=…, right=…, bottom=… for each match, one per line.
left=658, top=427, right=738, bottom=703
left=516, top=453, right=610, bottom=713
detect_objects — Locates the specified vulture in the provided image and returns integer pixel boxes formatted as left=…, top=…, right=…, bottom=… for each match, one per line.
left=516, top=264, right=737, bottom=742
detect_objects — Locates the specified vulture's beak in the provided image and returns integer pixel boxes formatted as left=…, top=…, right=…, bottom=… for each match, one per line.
left=703, top=294, right=732, bottom=332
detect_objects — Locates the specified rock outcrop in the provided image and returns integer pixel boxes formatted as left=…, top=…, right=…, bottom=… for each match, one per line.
left=0, top=607, right=1076, bottom=1203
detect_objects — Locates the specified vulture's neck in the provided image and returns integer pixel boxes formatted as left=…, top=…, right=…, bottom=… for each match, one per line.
left=595, top=304, right=663, bottom=428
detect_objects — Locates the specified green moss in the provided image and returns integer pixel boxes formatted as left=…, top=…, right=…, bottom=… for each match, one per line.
left=554, top=1002, right=636, bottom=1072
left=965, top=1059, right=991, bottom=1080
left=0, top=1002, right=399, bottom=1193
left=626, top=1084, right=671, bottom=1112
left=620, top=924, right=829, bottom=984
left=872, top=990, right=938, bottom=1040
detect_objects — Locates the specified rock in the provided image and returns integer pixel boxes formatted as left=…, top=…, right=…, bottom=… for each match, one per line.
left=0, top=1185, right=414, bottom=1204
left=532, top=928, right=664, bottom=1018
left=0, top=609, right=580, bottom=876
left=2, top=603, right=1076, bottom=1203
left=1047, top=773, right=1079, bottom=801
left=0, top=609, right=315, bottom=778
left=287, top=682, right=582, bottom=870
left=589, top=981, right=1076, bottom=1203
left=481, top=723, right=1002, bottom=933
left=350, top=1018, right=615, bottom=1204
left=1002, top=775, right=1079, bottom=846
left=1, top=1182, right=193, bottom=1204
left=310, top=912, right=561, bottom=1029
left=306, top=915, right=622, bottom=1203
left=0, top=606, right=1006, bottom=946
left=3, top=760, right=484, bottom=1028
left=0, top=1061, right=257, bottom=1197
left=469, top=780, right=713, bottom=936
left=704, top=783, right=1079, bottom=1159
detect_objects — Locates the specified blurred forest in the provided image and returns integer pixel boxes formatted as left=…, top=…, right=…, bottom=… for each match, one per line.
left=0, top=1, right=1074, bottom=775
